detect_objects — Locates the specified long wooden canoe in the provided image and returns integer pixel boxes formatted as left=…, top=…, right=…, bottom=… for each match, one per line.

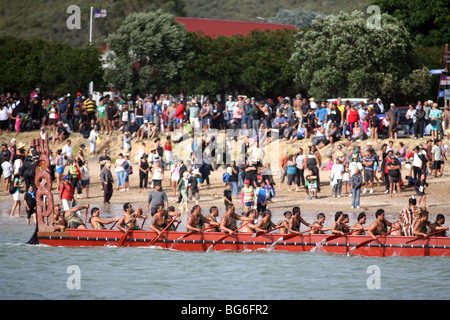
left=36, top=229, right=450, bottom=257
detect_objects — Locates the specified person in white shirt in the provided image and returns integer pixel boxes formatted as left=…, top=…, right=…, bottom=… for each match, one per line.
left=331, top=159, right=344, bottom=197
left=2, top=160, right=13, bottom=192
left=88, top=126, right=99, bottom=157
left=0, top=104, right=11, bottom=134
left=61, top=139, right=73, bottom=160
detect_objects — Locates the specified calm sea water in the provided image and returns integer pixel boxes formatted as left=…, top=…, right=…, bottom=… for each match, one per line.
left=0, top=209, right=449, bottom=301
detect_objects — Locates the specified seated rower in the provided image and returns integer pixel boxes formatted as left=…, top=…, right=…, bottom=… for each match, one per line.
left=412, top=210, right=430, bottom=238
left=367, top=209, right=394, bottom=240
left=255, top=209, right=277, bottom=233
left=429, top=214, right=447, bottom=236
left=289, top=206, right=313, bottom=234
left=186, top=205, right=208, bottom=232
left=89, top=207, right=118, bottom=230
left=351, top=212, right=368, bottom=235
left=219, top=204, right=253, bottom=235
left=64, top=204, right=89, bottom=229
left=52, top=204, right=66, bottom=232
left=117, top=203, right=146, bottom=233
left=331, top=211, right=350, bottom=235
left=240, top=209, right=266, bottom=233
left=204, top=206, right=220, bottom=232
left=277, top=211, right=292, bottom=234
left=310, top=213, right=331, bottom=234
left=149, top=204, right=180, bottom=235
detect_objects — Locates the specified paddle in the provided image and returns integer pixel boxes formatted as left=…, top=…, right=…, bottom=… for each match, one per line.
left=177, top=225, right=218, bottom=240
left=117, top=214, right=139, bottom=247
left=207, top=221, right=252, bottom=251
left=348, top=228, right=399, bottom=254
left=402, top=228, right=449, bottom=245
left=270, top=227, right=319, bottom=247
left=148, top=217, right=177, bottom=247
left=252, top=226, right=282, bottom=237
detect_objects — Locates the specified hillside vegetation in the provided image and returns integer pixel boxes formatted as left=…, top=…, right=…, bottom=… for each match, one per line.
left=0, top=0, right=368, bottom=47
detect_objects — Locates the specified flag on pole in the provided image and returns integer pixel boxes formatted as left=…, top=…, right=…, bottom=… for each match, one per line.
left=94, top=9, right=107, bottom=18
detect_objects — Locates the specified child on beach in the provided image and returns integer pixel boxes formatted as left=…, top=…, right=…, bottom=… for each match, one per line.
left=305, top=172, right=318, bottom=200
left=15, top=114, right=21, bottom=134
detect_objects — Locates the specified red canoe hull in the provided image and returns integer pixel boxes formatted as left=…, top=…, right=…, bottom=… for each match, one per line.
left=36, top=229, right=450, bottom=257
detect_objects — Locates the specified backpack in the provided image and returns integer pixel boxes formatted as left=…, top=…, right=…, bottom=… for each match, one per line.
left=222, top=172, right=230, bottom=183
left=9, top=184, right=16, bottom=194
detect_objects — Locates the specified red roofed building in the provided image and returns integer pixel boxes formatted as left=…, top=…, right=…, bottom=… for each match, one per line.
left=175, top=17, right=297, bottom=37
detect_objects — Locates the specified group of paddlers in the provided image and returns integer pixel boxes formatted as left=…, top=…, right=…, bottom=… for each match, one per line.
left=51, top=195, right=447, bottom=241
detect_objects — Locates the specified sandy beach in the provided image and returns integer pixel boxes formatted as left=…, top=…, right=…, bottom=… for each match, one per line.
left=1, top=129, right=449, bottom=228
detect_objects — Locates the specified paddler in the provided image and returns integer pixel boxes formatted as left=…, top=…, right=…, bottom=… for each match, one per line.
left=89, top=207, right=118, bottom=230
left=367, top=209, right=394, bottom=240
left=204, top=206, right=220, bottom=232
left=255, top=209, right=277, bottom=232
left=117, top=202, right=145, bottom=233
left=240, top=209, right=266, bottom=233
left=219, top=203, right=253, bottom=234
left=64, top=204, right=89, bottom=229
left=429, top=214, right=447, bottom=236
left=288, top=206, right=313, bottom=234
left=331, top=211, right=349, bottom=235
left=52, top=204, right=66, bottom=232
left=186, top=205, right=208, bottom=232
left=277, top=211, right=292, bottom=234
left=351, top=212, right=368, bottom=235
left=412, top=210, right=430, bottom=238
left=310, top=213, right=331, bottom=234
left=149, top=204, right=180, bottom=235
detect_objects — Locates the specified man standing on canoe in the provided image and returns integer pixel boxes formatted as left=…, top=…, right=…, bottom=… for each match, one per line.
left=368, top=209, right=394, bottom=240
left=288, top=206, right=313, bottom=234
left=219, top=204, right=253, bottom=234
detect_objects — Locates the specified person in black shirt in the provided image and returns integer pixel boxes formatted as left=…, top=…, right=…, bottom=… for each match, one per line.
left=223, top=182, right=233, bottom=208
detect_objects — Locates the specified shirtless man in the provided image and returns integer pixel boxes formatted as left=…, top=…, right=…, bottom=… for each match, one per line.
left=255, top=210, right=277, bottom=232
left=368, top=209, right=394, bottom=240
left=429, top=214, right=447, bottom=236
left=52, top=204, right=66, bottom=232
left=240, top=209, right=266, bottom=233
left=204, top=206, right=220, bottom=232
left=310, top=213, right=331, bottom=234
left=117, top=202, right=146, bottom=233
left=89, top=207, right=118, bottom=230
left=149, top=204, right=180, bottom=235
left=277, top=211, right=292, bottom=234
left=331, top=211, right=350, bottom=235
left=412, top=210, right=430, bottom=238
left=352, top=212, right=368, bottom=235
left=219, top=204, right=253, bottom=234
left=288, top=206, right=313, bottom=234
left=64, top=204, right=89, bottom=229
left=186, top=205, right=208, bottom=232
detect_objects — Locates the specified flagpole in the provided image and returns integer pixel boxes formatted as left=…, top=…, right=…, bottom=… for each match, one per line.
left=89, top=6, right=93, bottom=95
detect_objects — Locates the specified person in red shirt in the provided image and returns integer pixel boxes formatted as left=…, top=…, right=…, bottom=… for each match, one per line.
left=174, top=101, right=185, bottom=130
left=59, top=176, right=74, bottom=211
left=346, top=104, right=360, bottom=132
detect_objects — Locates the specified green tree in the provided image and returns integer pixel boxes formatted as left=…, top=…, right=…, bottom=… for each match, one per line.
left=180, top=29, right=298, bottom=99
left=0, top=36, right=103, bottom=96
left=268, top=6, right=325, bottom=29
left=370, top=0, right=450, bottom=47
left=104, top=10, right=193, bottom=95
left=289, top=11, right=431, bottom=103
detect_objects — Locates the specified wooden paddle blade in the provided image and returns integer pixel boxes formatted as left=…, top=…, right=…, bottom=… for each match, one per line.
left=207, top=221, right=252, bottom=251
left=117, top=214, right=139, bottom=247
